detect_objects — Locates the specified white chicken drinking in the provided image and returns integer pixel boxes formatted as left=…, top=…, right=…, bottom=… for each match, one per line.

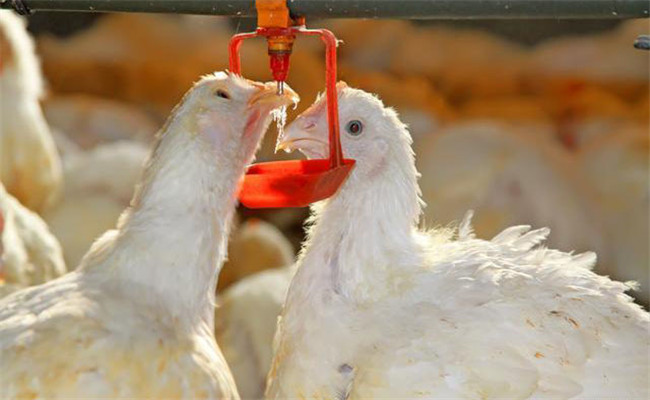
left=0, top=11, right=62, bottom=213
left=0, top=72, right=298, bottom=398
left=268, top=84, right=649, bottom=399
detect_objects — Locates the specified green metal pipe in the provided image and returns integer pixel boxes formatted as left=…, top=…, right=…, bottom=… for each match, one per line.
left=1, top=0, right=649, bottom=19
left=291, top=0, right=650, bottom=19
left=0, top=0, right=255, bottom=16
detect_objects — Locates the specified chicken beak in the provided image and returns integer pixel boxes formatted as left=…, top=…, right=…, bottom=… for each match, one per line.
left=275, top=119, right=327, bottom=158
left=248, top=82, right=299, bottom=109
left=275, top=133, right=300, bottom=153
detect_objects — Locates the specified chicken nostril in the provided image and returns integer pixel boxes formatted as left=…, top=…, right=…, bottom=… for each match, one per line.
left=304, top=122, right=316, bottom=130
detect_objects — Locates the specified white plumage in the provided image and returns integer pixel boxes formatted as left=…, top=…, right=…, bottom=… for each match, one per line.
left=0, top=183, right=66, bottom=298
left=0, top=11, right=62, bottom=213
left=268, top=84, right=649, bottom=399
left=0, top=73, right=298, bottom=398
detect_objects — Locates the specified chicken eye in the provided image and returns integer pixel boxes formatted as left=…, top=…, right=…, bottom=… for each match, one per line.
left=215, top=89, right=230, bottom=100
left=345, top=120, right=363, bottom=136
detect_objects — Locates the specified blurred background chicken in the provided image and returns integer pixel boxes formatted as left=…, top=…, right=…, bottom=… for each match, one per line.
left=529, top=19, right=649, bottom=94
left=43, top=141, right=149, bottom=266
left=0, top=182, right=66, bottom=298
left=215, top=265, right=295, bottom=399
left=392, top=25, right=529, bottom=101
left=578, top=128, right=649, bottom=304
left=0, top=11, right=62, bottom=213
left=219, top=218, right=294, bottom=291
left=417, top=121, right=607, bottom=261
left=0, top=11, right=67, bottom=298
left=43, top=94, right=159, bottom=150
left=37, top=14, right=232, bottom=117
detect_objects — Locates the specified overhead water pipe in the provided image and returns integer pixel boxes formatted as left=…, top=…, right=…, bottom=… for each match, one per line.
left=2, top=0, right=649, bottom=19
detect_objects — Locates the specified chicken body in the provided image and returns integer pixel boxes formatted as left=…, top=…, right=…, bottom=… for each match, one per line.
left=0, top=73, right=298, bottom=398
left=0, top=183, right=66, bottom=298
left=1, top=270, right=236, bottom=398
left=0, top=11, right=62, bottom=213
left=270, top=220, right=648, bottom=399
left=268, top=85, right=649, bottom=399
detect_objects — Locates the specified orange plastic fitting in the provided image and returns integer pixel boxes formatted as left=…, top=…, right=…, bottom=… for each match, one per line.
left=256, top=0, right=296, bottom=84
left=256, top=0, right=291, bottom=27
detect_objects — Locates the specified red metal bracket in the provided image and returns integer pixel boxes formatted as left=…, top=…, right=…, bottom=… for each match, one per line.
left=230, top=19, right=355, bottom=208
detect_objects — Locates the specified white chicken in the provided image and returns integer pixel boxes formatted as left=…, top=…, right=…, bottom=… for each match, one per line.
left=0, top=11, right=62, bottom=213
left=322, top=20, right=415, bottom=72
left=415, top=120, right=607, bottom=260
left=216, top=264, right=296, bottom=400
left=37, top=13, right=233, bottom=117
left=0, top=182, right=66, bottom=298
left=0, top=72, right=298, bottom=398
left=530, top=19, right=649, bottom=87
left=578, top=127, right=649, bottom=305
left=268, top=84, right=649, bottom=399
left=390, top=25, right=528, bottom=100
left=218, top=218, right=295, bottom=291
left=43, top=94, right=160, bottom=150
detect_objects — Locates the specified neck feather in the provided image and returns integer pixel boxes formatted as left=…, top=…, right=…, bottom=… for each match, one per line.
left=295, top=155, right=424, bottom=301
left=81, top=111, right=247, bottom=329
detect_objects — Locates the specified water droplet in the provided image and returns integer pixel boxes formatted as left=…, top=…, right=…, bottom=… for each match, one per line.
left=273, top=106, right=288, bottom=153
